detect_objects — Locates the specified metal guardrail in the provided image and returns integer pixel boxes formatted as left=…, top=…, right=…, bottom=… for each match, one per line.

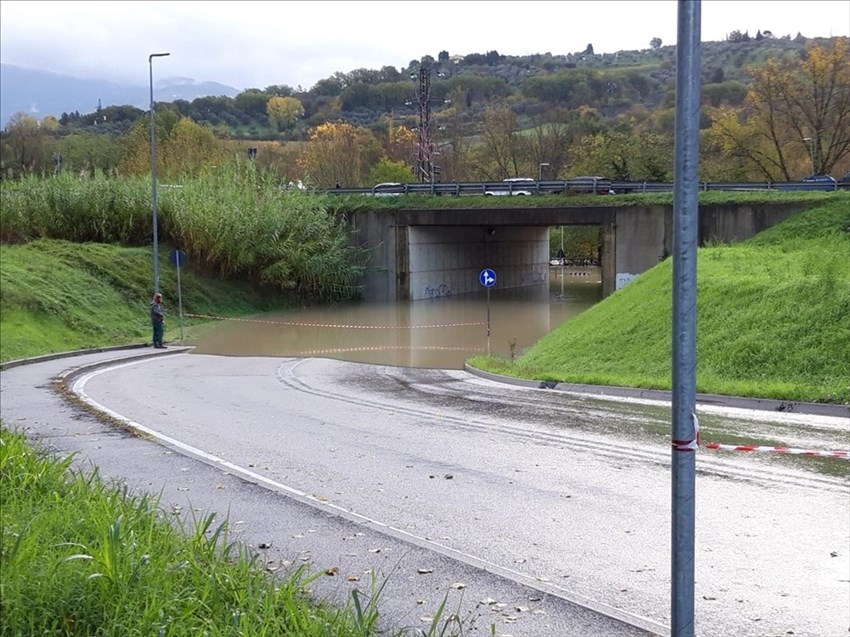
left=323, top=178, right=849, bottom=197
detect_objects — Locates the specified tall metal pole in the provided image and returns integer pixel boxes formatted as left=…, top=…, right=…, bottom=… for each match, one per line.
left=416, top=67, right=434, bottom=183
left=802, top=137, right=815, bottom=176
left=671, top=3, right=701, bottom=637
left=149, top=52, right=170, bottom=295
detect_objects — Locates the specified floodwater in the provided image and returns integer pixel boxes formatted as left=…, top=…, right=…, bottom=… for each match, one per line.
left=191, top=266, right=602, bottom=368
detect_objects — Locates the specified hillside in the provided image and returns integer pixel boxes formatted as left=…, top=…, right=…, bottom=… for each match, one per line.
left=7, top=34, right=830, bottom=141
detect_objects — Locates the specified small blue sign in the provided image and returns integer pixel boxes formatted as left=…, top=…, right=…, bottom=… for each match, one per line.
left=169, top=249, right=187, bottom=267
left=479, top=268, right=496, bottom=287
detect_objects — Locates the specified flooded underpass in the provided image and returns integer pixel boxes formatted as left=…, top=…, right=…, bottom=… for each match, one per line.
left=191, top=266, right=602, bottom=368
left=174, top=264, right=849, bottom=636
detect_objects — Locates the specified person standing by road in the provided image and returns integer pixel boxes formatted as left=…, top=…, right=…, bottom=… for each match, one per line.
left=150, top=293, right=166, bottom=348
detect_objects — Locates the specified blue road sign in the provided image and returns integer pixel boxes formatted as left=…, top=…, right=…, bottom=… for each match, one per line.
left=169, top=249, right=187, bottom=267
left=479, top=268, right=496, bottom=287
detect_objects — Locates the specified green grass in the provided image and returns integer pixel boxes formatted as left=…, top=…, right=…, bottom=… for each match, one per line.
left=0, top=428, right=471, bottom=636
left=469, top=195, right=850, bottom=404
left=0, top=239, right=294, bottom=362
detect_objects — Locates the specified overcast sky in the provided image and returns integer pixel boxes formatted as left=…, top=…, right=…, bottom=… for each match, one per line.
left=2, top=1, right=848, bottom=92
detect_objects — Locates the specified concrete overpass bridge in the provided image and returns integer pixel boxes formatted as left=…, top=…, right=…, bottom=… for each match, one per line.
left=349, top=201, right=811, bottom=302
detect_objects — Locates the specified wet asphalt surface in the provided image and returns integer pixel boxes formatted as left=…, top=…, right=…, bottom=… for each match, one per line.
left=1, top=346, right=848, bottom=637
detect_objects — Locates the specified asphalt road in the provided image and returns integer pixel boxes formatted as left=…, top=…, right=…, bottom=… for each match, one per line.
left=2, top=347, right=848, bottom=637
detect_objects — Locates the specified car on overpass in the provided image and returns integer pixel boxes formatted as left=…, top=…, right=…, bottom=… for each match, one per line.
left=484, top=177, right=535, bottom=196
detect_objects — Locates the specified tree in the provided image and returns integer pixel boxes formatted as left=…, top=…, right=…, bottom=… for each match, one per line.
left=56, top=132, right=123, bottom=177
left=368, top=158, right=412, bottom=184
left=584, top=43, right=594, bottom=55
left=478, top=104, right=528, bottom=179
left=569, top=130, right=674, bottom=181
left=267, top=96, right=304, bottom=132
left=383, top=118, right=416, bottom=165
left=707, top=38, right=850, bottom=179
left=650, top=37, right=663, bottom=50
left=160, top=118, right=227, bottom=178
left=2, top=113, right=48, bottom=177
left=118, top=113, right=222, bottom=179
left=298, top=122, right=377, bottom=187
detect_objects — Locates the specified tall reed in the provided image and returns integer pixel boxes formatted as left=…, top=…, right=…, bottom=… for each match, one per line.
left=0, top=163, right=365, bottom=302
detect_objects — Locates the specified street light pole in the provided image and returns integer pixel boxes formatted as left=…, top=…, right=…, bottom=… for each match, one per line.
left=149, top=52, right=170, bottom=295
left=802, top=137, right=815, bottom=176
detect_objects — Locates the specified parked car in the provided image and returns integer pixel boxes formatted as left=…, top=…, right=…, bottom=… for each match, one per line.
left=485, top=177, right=535, bottom=196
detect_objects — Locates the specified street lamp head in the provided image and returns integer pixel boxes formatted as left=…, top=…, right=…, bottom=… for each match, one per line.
left=149, top=52, right=171, bottom=61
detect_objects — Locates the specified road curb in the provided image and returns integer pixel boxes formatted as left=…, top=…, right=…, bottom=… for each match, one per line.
left=463, top=364, right=850, bottom=419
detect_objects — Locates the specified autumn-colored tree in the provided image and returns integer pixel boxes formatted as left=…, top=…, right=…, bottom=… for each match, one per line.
left=118, top=113, right=224, bottom=179
left=383, top=117, right=416, bottom=166
left=706, top=38, right=850, bottom=180
left=1, top=113, right=49, bottom=177
left=267, top=96, right=305, bottom=132
left=298, top=122, right=379, bottom=187
left=160, top=118, right=227, bottom=178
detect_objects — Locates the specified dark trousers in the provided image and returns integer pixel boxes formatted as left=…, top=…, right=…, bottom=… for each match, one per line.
left=152, top=321, right=164, bottom=346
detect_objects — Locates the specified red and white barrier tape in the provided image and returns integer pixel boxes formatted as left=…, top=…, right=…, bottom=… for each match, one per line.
left=185, top=313, right=486, bottom=329
left=702, top=442, right=849, bottom=459
left=295, top=345, right=480, bottom=356
left=670, top=413, right=848, bottom=460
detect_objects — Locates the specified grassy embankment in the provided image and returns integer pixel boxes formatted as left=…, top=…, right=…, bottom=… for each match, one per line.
left=470, top=194, right=850, bottom=404
left=0, top=167, right=365, bottom=362
left=0, top=428, right=465, bottom=636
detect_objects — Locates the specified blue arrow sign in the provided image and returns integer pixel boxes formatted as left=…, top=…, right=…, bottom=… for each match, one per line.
left=479, top=268, right=496, bottom=287
left=169, top=249, right=187, bottom=268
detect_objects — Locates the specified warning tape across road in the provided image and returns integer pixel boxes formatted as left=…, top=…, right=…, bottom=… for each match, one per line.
left=702, top=441, right=849, bottom=460
left=185, top=313, right=487, bottom=329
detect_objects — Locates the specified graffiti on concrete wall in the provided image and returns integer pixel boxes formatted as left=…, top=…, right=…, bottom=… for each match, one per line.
left=424, top=283, right=452, bottom=298
left=616, top=273, right=638, bottom=289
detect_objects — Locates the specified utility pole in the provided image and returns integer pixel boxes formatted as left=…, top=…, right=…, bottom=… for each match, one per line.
left=415, top=67, right=435, bottom=183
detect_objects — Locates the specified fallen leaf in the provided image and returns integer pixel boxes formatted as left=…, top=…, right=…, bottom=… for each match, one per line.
left=325, top=567, right=339, bottom=576
left=450, top=582, right=466, bottom=589
left=417, top=567, right=434, bottom=574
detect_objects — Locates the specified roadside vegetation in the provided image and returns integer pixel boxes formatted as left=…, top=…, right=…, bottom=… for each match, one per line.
left=469, top=194, right=850, bottom=404
left=0, top=428, right=467, bottom=636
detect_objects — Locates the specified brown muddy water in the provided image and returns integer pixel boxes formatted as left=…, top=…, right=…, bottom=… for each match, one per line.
left=191, top=266, right=601, bottom=369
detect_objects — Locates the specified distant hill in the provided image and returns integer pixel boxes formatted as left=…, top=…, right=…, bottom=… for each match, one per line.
left=0, top=63, right=240, bottom=127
